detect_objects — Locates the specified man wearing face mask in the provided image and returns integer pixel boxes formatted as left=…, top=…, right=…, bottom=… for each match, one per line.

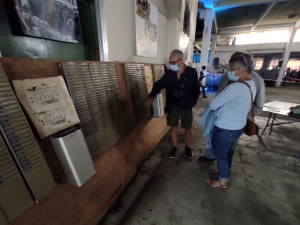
left=199, top=52, right=265, bottom=162
left=146, top=49, right=200, bottom=159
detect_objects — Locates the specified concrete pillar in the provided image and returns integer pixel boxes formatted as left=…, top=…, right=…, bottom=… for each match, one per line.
left=208, top=34, right=217, bottom=72
left=276, top=27, right=297, bottom=86
left=200, top=9, right=213, bottom=69
left=261, top=55, right=272, bottom=72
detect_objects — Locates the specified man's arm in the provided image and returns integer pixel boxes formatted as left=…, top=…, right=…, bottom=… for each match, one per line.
left=149, top=73, right=168, bottom=98
left=217, top=72, right=230, bottom=95
left=253, top=78, right=265, bottom=116
left=209, top=84, right=238, bottom=110
left=193, top=70, right=200, bottom=100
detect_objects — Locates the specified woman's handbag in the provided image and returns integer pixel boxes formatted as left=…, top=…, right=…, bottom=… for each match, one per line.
left=241, top=82, right=259, bottom=136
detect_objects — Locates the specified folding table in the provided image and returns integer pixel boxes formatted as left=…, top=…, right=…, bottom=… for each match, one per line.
left=258, top=101, right=300, bottom=165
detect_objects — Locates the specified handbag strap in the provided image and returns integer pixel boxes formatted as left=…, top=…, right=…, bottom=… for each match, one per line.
left=241, top=81, right=255, bottom=122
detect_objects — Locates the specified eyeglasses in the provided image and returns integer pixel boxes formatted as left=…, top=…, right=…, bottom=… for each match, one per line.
left=168, top=59, right=182, bottom=65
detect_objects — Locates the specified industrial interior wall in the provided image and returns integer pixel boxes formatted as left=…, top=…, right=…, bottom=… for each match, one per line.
left=165, top=0, right=198, bottom=65
left=181, top=0, right=198, bottom=65
left=102, top=0, right=198, bottom=65
left=102, top=0, right=168, bottom=64
left=0, top=0, right=97, bottom=60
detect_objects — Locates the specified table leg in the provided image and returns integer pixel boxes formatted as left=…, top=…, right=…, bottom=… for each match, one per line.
left=269, top=113, right=277, bottom=135
left=294, top=152, right=300, bottom=166
left=259, top=112, right=272, bottom=140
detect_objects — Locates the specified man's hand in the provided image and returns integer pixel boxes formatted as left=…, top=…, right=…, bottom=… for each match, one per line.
left=145, top=96, right=154, bottom=107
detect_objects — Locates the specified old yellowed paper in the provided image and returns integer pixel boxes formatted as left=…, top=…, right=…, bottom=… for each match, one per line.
left=12, top=76, right=80, bottom=138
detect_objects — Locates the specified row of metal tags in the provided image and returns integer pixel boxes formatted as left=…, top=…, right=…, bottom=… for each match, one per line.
left=62, top=62, right=124, bottom=132
left=62, top=62, right=98, bottom=137
left=0, top=126, right=20, bottom=187
left=0, top=64, right=55, bottom=207
left=0, top=133, right=34, bottom=222
left=123, top=63, right=151, bottom=126
left=62, top=62, right=110, bottom=135
left=60, top=62, right=128, bottom=156
left=0, top=69, right=44, bottom=174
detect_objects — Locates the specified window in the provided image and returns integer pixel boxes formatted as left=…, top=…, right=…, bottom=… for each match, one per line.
left=253, top=58, right=264, bottom=70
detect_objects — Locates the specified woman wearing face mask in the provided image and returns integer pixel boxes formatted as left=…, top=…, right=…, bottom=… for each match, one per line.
left=206, top=53, right=256, bottom=189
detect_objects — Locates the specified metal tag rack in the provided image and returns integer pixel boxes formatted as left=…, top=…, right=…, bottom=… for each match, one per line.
left=0, top=64, right=55, bottom=203
left=124, top=63, right=151, bottom=126
left=61, top=62, right=127, bottom=156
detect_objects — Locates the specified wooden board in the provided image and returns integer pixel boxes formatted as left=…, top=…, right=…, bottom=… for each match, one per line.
left=0, top=57, right=169, bottom=225
left=10, top=116, right=169, bottom=225
left=115, top=62, right=135, bottom=130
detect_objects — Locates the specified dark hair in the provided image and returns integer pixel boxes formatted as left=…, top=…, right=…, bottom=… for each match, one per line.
left=229, top=52, right=253, bottom=73
left=202, top=66, right=206, bottom=70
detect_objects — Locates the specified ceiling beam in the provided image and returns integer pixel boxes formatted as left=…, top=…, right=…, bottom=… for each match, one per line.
left=218, top=34, right=238, bottom=38
left=255, top=23, right=296, bottom=30
left=219, top=26, right=252, bottom=34
left=213, top=0, right=288, bottom=11
left=251, top=2, right=276, bottom=31
left=194, top=45, right=202, bottom=50
left=219, top=23, right=296, bottom=34
left=215, top=43, right=287, bottom=52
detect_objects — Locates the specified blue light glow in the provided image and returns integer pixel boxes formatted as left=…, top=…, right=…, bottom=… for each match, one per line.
left=199, top=0, right=214, bottom=9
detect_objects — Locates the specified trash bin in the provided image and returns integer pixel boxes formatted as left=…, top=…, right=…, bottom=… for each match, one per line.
left=152, top=93, right=164, bottom=118
left=50, top=127, right=96, bottom=187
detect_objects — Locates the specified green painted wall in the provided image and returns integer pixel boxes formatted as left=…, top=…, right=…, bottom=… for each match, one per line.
left=0, top=0, right=98, bottom=60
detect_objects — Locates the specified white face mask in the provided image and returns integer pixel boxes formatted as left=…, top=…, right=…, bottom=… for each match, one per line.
left=228, top=71, right=239, bottom=82
left=170, top=64, right=180, bottom=71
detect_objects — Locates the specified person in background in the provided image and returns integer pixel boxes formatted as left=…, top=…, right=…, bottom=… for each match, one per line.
left=291, top=69, right=297, bottom=78
left=296, top=68, right=300, bottom=86
left=199, top=66, right=208, bottom=98
left=199, top=52, right=265, bottom=162
left=206, top=53, right=257, bottom=188
left=282, top=68, right=291, bottom=87
left=146, top=49, right=200, bottom=159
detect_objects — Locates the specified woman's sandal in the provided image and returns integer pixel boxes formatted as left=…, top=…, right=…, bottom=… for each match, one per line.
left=209, top=167, right=219, bottom=174
left=207, top=179, right=228, bottom=189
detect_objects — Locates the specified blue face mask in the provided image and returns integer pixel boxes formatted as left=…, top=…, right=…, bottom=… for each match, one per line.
left=170, top=64, right=180, bottom=72
left=228, top=71, right=239, bottom=82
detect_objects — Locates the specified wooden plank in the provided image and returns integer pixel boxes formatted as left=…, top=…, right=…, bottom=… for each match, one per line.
left=0, top=57, right=113, bottom=80
left=10, top=116, right=169, bottom=225
left=0, top=57, right=169, bottom=225
left=115, top=62, right=135, bottom=130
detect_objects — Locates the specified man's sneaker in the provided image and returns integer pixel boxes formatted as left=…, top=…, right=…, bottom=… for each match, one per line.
left=169, top=147, right=178, bottom=159
left=185, top=146, right=193, bottom=159
left=198, top=156, right=215, bottom=162
left=203, top=95, right=208, bottom=98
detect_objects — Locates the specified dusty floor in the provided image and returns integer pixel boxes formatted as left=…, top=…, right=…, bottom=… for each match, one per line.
left=103, top=87, right=300, bottom=225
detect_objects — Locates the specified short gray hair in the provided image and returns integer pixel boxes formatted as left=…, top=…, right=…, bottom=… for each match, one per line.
left=170, top=49, right=184, bottom=59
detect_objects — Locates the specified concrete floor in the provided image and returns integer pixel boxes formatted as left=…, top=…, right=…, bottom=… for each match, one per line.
left=104, top=87, right=300, bottom=225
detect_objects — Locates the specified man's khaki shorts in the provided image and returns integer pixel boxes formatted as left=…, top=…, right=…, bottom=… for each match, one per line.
left=167, top=107, right=193, bottom=129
